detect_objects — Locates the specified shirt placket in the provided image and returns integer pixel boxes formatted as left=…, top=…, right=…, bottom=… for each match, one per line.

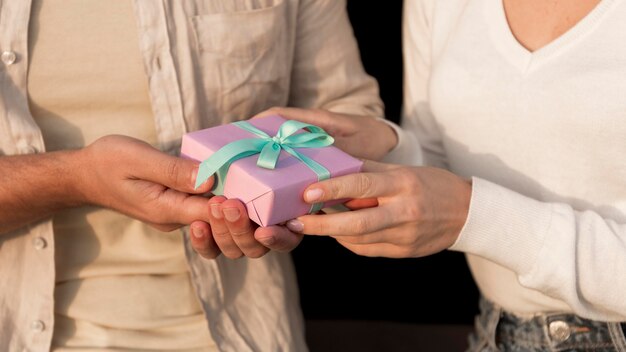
left=0, top=0, right=45, bottom=155
left=130, top=2, right=234, bottom=350
left=0, top=2, right=57, bottom=351
left=131, top=0, right=187, bottom=154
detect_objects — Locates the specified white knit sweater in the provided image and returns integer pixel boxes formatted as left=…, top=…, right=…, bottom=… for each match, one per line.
left=386, top=0, right=626, bottom=321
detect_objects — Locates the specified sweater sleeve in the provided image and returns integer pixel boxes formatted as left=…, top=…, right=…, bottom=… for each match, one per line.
left=395, top=0, right=448, bottom=169
left=403, top=0, right=626, bottom=320
left=451, top=177, right=626, bottom=321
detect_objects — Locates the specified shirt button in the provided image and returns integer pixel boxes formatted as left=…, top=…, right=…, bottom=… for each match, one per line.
left=1, top=50, right=17, bottom=65
left=32, top=237, right=47, bottom=250
left=31, top=320, right=45, bottom=333
left=548, top=320, right=571, bottom=342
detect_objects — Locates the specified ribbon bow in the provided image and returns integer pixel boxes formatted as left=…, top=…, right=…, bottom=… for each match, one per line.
left=195, top=119, right=335, bottom=213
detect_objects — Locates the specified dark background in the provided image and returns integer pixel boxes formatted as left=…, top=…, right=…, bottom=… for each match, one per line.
left=293, top=1, right=480, bottom=326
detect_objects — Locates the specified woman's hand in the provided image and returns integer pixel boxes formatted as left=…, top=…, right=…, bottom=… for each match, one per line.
left=284, top=161, right=472, bottom=258
left=189, top=199, right=304, bottom=260
left=255, top=107, right=398, bottom=161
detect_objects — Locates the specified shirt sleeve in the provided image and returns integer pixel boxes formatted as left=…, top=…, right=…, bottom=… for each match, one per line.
left=287, top=0, right=383, bottom=117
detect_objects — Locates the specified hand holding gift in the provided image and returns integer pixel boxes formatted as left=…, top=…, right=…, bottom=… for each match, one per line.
left=182, top=115, right=364, bottom=258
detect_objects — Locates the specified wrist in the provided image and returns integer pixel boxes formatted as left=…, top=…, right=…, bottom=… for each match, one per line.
left=374, top=118, right=399, bottom=154
left=63, top=148, right=93, bottom=207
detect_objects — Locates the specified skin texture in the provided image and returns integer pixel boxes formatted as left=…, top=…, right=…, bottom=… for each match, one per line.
left=503, top=0, right=601, bottom=52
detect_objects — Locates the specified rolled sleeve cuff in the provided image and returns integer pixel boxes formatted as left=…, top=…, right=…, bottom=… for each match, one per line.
left=449, top=177, right=554, bottom=276
left=377, top=118, right=423, bottom=166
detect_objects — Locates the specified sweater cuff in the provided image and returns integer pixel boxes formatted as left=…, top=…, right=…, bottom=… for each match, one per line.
left=376, top=118, right=423, bottom=166
left=450, top=177, right=554, bottom=276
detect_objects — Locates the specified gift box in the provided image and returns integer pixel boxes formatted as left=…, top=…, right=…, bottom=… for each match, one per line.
left=180, top=115, right=362, bottom=227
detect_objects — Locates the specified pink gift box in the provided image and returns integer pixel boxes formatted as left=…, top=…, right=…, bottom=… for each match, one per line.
left=180, top=115, right=362, bottom=227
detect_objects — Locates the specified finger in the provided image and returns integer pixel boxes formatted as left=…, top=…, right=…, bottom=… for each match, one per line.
left=253, top=107, right=320, bottom=124
left=189, top=221, right=221, bottom=259
left=129, top=145, right=214, bottom=194
left=330, top=226, right=411, bottom=246
left=152, top=188, right=212, bottom=225
left=254, top=225, right=304, bottom=252
left=302, top=169, right=398, bottom=205
left=208, top=196, right=243, bottom=259
left=253, top=107, right=351, bottom=135
left=335, top=239, right=414, bottom=258
left=286, top=207, right=393, bottom=236
left=221, top=199, right=269, bottom=258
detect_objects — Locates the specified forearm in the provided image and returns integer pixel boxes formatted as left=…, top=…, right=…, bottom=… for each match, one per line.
left=0, top=149, right=85, bottom=234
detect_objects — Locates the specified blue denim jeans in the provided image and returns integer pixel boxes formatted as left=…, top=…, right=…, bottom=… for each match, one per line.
left=468, top=297, right=626, bottom=352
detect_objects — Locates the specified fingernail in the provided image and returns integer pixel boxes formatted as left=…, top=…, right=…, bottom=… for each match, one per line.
left=304, top=188, right=324, bottom=202
left=286, top=219, right=304, bottom=233
left=223, top=208, right=240, bottom=222
left=210, top=204, right=222, bottom=219
left=192, top=226, right=206, bottom=239
left=258, top=236, right=276, bottom=246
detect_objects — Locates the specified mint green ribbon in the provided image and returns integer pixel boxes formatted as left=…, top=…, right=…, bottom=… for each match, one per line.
left=195, top=120, right=335, bottom=214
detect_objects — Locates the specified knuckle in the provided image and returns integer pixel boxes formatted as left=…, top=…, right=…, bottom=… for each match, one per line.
left=404, top=201, right=423, bottom=222
left=354, top=174, right=374, bottom=197
left=246, top=247, right=269, bottom=259
left=313, top=221, right=328, bottom=236
left=201, top=252, right=219, bottom=260
left=212, top=229, right=231, bottom=239
left=353, top=216, right=371, bottom=234
left=165, top=159, right=181, bottom=185
left=197, top=247, right=219, bottom=259
left=398, top=168, right=421, bottom=191
left=230, top=228, right=252, bottom=238
left=223, top=251, right=243, bottom=260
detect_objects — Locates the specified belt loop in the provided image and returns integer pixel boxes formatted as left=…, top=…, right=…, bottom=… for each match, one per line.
left=484, top=298, right=503, bottom=350
left=608, top=323, right=626, bottom=352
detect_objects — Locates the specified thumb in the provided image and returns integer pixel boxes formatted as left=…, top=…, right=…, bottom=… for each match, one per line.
left=133, top=148, right=214, bottom=194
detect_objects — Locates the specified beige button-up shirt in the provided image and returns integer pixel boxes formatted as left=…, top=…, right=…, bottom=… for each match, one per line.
left=0, top=1, right=382, bottom=351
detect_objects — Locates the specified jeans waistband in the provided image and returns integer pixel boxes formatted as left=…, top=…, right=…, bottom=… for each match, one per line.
left=470, top=297, right=626, bottom=352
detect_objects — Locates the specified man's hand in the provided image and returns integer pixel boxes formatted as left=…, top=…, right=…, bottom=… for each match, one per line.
left=0, top=135, right=214, bottom=234
left=77, top=135, right=215, bottom=231
left=189, top=198, right=304, bottom=260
